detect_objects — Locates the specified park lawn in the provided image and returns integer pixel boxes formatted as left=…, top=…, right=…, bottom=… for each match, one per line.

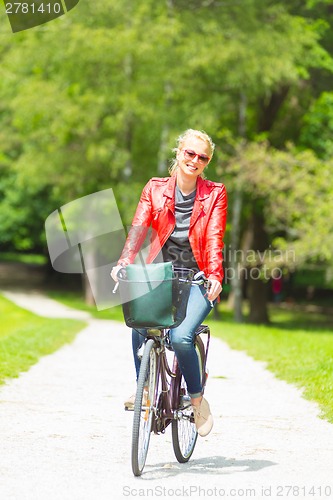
left=208, top=305, right=333, bottom=423
left=0, top=294, right=87, bottom=384
left=0, top=252, right=47, bottom=265
left=47, top=290, right=125, bottom=321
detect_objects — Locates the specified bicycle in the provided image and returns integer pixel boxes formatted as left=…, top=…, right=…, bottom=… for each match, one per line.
left=114, top=267, right=211, bottom=477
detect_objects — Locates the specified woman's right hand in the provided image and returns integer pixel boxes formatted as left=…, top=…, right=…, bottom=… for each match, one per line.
left=110, top=264, right=123, bottom=282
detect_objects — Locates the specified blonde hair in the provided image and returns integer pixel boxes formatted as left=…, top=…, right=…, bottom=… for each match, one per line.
left=168, top=129, right=215, bottom=177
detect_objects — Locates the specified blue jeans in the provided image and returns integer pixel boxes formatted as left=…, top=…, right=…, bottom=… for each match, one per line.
left=131, top=284, right=214, bottom=398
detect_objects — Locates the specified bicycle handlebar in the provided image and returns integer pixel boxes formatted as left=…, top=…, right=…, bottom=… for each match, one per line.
left=113, top=268, right=212, bottom=298
left=192, top=270, right=209, bottom=286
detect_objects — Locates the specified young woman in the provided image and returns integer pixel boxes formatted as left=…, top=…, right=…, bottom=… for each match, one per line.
left=111, top=129, right=227, bottom=437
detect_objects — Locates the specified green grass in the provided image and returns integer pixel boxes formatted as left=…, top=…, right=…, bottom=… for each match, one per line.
left=0, top=294, right=86, bottom=384
left=0, top=252, right=47, bottom=265
left=208, top=304, right=333, bottom=423
left=46, top=290, right=125, bottom=321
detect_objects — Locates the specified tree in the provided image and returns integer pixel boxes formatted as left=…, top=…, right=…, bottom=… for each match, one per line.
left=1, top=0, right=333, bottom=313
left=300, top=92, right=333, bottom=159
left=220, top=141, right=333, bottom=321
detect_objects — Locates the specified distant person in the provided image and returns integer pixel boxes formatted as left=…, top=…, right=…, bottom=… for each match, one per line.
left=272, top=271, right=283, bottom=303
left=111, top=129, right=228, bottom=437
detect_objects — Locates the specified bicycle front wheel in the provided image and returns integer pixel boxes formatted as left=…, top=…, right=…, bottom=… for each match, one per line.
left=171, top=335, right=205, bottom=463
left=131, top=338, right=157, bottom=476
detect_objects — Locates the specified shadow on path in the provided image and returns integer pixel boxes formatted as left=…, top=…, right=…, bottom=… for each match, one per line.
left=141, top=455, right=276, bottom=479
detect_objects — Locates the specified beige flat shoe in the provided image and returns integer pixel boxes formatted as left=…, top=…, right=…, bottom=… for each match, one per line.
left=192, top=397, right=214, bottom=437
left=124, top=390, right=148, bottom=411
left=124, top=393, right=136, bottom=411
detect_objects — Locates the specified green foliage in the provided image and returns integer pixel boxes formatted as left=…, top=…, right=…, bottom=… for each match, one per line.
left=293, top=267, right=333, bottom=289
left=0, top=170, right=56, bottom=250
left=220, top=141, right=333, bottom=266
left=1, top=0, right=333, bottom=276
left=300, top=91, right=333, bottom=158
left=0, top=294, right=86, bottom=384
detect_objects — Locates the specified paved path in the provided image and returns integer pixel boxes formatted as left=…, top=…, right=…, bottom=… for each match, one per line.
left=0, top=290, right=333, bottom=500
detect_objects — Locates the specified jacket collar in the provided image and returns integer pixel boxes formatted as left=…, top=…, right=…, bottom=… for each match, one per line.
left=163, top=175, right=212, bottom=201
left=163, top=175, right=177, bottom=199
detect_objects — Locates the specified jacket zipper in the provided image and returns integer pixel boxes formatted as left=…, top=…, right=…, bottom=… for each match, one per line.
left=153, top=208, right=163, bottom=220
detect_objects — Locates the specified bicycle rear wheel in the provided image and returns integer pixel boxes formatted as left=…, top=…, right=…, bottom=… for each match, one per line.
left=171, top=335, right=206, bottom=463
left=131, top=338, right=157, bottom=476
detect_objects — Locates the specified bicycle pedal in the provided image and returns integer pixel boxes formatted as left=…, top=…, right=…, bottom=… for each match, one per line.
left=180, top=395, right=191, bottom=409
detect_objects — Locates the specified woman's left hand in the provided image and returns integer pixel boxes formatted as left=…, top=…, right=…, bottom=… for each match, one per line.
left=207, top=279, right=222, bottom=302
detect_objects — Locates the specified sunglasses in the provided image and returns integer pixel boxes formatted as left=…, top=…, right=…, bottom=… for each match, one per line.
left=183, top=149, right=210, bottom=165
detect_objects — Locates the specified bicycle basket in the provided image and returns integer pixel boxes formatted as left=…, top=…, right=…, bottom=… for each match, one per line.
left=118, top=265, right=194, bottom=329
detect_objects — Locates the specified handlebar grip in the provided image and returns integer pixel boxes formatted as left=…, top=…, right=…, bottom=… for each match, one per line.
left=193, top=270, right=206, bottom=281
left=117, top=267, right=127, bottom=280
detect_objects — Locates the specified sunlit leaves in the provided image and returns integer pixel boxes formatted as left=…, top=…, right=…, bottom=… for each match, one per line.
left=220, top=141, right=333, bottom=263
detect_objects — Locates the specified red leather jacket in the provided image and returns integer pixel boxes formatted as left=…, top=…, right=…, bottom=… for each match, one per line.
left=118, top=175, right=228, bottom=283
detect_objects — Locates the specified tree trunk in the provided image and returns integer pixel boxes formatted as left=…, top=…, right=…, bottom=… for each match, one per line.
left=83, top=272, right=95, bottom=306
left=245, top=86, right=290, bottom=322
left=257, top=86, right=290, bottom=134
left=123, top=51, right=134, bottom=179
left=157, top=82, right=172, bottom=174
left=229, top=92, right=247, bottom=322
left=248, top=268, right=270, bottom=324
left=79, top=241, right=96, bottom=307
left=247, top=207, right=270, bottom=324
left=229, top=188, right=243, bottom=322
